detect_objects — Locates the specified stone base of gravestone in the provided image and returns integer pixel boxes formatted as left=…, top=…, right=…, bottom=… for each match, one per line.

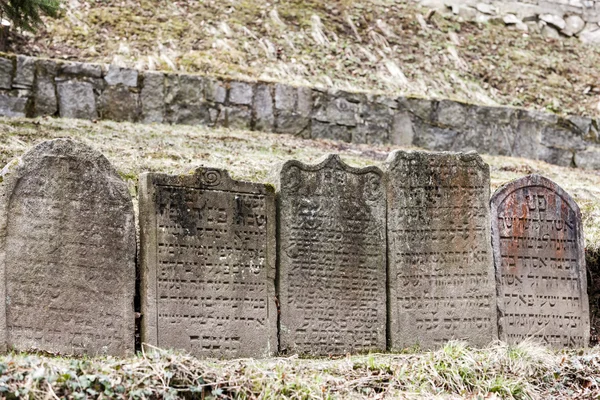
left=0, top=139, right=135, bottom=356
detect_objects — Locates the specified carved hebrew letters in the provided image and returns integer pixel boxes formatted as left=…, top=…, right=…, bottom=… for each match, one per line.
left=139, top=168, right=277, bottom=358
left=491, top=175, right=589, bottom=348
left=277, top=155, right=386, bottom=355
left=386, top=151, right=497, bottom=350
left=0, top=139, right=135, bottom=355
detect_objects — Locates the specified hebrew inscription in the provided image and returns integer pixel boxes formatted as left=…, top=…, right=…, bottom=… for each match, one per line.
left=0, top=139, right=135, bottom=355
left=491, top=174, right=589, bottom=348
left=386, top=151, right=497, bottom=350
left=276, top=154, right=386, bottom=355
left=139, top=168, right=277, bottom=358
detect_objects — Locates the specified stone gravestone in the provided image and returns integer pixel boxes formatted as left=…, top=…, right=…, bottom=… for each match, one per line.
left=386, top=151, right=497, bottom=350
left=275, top=154, right=386, bottom=355
left=139, top=168, right=277, bottom=358
left=491, top=174, right=590, bottom=348
left=0, top=139, right=135, bottom=355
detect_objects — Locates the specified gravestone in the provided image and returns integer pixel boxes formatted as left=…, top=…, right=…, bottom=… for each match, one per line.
left=386, top=151, right=497, bottom=350
left=0, top=139, right=135, bottom=355
left=139, top=168, right=277, bottom=358
left=491, top=174, right=589, bottom=348
left=275, top=154, right=386, bottom=355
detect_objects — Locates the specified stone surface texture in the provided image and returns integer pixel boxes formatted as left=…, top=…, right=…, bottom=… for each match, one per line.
left=275, top=155, right=386, bottom=355
left=0, top=139, right=135, bottom=355
left=139, top=168, right=277, bottom=359
left=1, top=54, right=600, bottom=169
left=491, top=174, right=590, bottom=348
left=386, top=151, right=497, bottom=350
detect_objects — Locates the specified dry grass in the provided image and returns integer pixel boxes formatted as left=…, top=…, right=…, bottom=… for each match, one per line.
left=0, top=341, right=599, bottom=399
left=10, top=0, right=600, bottom=117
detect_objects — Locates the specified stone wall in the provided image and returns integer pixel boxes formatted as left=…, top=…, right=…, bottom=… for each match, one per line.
left=1, top=53, right=599, bottom=169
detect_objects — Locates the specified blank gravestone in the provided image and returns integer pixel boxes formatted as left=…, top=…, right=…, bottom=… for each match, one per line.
left=386, top=151, right=497, bottom=350
left=139, top=168, right=277, bottom=358
left=275, top=154, right=386, bottom=355
left=0, top=139, right=135, bottom=355
left=491, top=175, right=589, bottom=347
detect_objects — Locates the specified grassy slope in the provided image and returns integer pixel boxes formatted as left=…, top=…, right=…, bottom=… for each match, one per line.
left=12, top=0, right=600, bottom=117
left=0, top=341, right=599, bottom=399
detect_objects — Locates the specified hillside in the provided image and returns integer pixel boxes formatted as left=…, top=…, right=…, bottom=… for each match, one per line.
left=11, top=0, right=600, bottom=118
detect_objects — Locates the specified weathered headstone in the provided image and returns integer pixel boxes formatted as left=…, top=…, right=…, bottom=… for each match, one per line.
left=275, top=155, right=386, bottom=355
left=139, top=168, right=277, bottom=358
left=0, top=139, right=135, bottom=355
left=491, top=174, right=590, bottom=348
left=386, top=151, right=497, bottom=350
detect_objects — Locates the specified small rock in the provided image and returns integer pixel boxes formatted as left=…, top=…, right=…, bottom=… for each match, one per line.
left=526, top=20, right=541, bottom=34
left=105, top=65, right=138, bottom=87
left=503, top=14, right=521, bottom=24
left=515, top=21, right=529, bottom=31
left=579, top=26, right=600, bottom=43
left=476, top=3, right=497, bottom=15
left=458, top=6, right=478, bottom=19
left=542, top=24, right=561, bottom=39
left=540, top=14, right=566, bottom=30
left=562, top=15, right=585, bottom=36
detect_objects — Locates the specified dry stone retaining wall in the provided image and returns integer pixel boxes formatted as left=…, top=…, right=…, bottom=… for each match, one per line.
left=0, top=54, right=599, bottom=169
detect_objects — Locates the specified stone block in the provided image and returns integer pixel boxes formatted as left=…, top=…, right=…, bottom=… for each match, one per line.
left=254, top=84, right=274, bottom=132
left=311, top=120, right=353, bottom=142
left=57, top=80, right=98, bottom=120
left=436, top=100, right=467, bottom=128
left=413, top=125, right=459, bottom=151
left=139, top=168, right=277, bottom=358
left=229, top=81, right=253, bottom=105
left=297, top=86, right=313, bottom=117
left=164, top=74, right=208, bottom=124
left=390, top=112, right=415, bottom=146
left=275, top=155, right=386, bottom=355
left=575, top=147, right=600, bottom=169
left=491, top=174, right=589, bottom=348
left=0, top=94, right=28, bottom=117
left=141, top=72, right=165, bottom=123
left=0, top=57, right=13, bottom=90
left=13, top=55, right=35, bottom=89
left=33, top=60, right=58, bottom=117
left=275, top=114, right=310, bottom=137
left=353, top=121, right=390, bottom=144
left=227, top=106, right=252, bottom=130
left=99, top=86, right=140, bottom=122
left=204, top=78, right=227, bottom=103
left=104, top=65, right=138, bottom=87
left=326, top=97, right=358, bottom=126
left=0, top=138, right=135, bottom=355
left=386, top=151, right=497, bottom=350
left=61, top=62, right=103, bottom=78
left=274, top=83, right=296, bottom=111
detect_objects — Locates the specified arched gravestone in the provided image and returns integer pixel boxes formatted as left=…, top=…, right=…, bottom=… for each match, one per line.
left=0, top=139, right=135, bottom=355
left=139, top=168, right=277, bottom=358
left=275, top=155, right=386, bottom=355
left=386, top=150, right=497, bottom=350
left=491, top=175, right=590, bottom=347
